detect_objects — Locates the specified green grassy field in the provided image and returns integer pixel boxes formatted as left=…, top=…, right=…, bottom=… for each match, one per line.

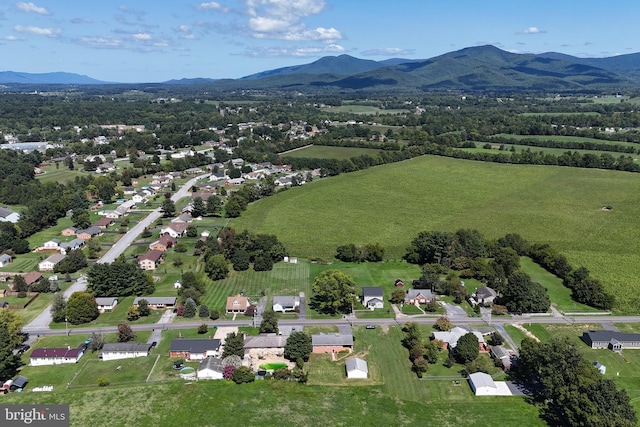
left=229, top=155, right=640, bottom=312
left=283, top=145, right=385, bottom=159
left=36, top=164, right=92, bottom=184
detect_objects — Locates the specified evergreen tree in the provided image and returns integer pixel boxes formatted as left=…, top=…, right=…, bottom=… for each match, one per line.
left=51, top=293, right=67, bottom=323
left=259, top=308, right=279, bottom=334
left=198, top=304, right=210, bottom=318
left=183, top=298, right=197, bottom=318
left=284, top=331, right=312, bottom=362
left=222, top=332, right=244, bottom=358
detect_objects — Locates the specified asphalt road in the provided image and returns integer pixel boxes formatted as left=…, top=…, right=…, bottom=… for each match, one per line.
left=23, top=174, right=209, bottom=332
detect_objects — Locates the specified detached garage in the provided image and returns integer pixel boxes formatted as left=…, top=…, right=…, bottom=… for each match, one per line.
left=468, top=372, right=513, bottom=396
left=345, top=358, right=368, bottom=379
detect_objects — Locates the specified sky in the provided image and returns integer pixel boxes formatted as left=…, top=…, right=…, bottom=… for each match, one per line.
left=0, top=0, right=638, bottom=83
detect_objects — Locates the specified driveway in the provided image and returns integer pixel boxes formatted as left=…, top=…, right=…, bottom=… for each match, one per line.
left=147, top=309, right=175, bottom=345
left=441, top=302, right=468, bottom=318
left=298, top=292, right=307, bottom=320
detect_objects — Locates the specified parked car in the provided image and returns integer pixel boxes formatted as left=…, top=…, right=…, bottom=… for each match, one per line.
left=151, top=341, right=157, bottom=348
left=16, top=344, right=30, bottom=354
left=366, top=325, right=376, bottom=330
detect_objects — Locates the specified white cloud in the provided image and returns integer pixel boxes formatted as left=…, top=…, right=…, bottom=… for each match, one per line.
left=71, top=17, right=93, bottom=24
left=196, top=2, right=228, bottom=12
left=76, top=36, right=123, bottom=48
left=361, top=47, right=416, bottom=56
left=15, top=2, right=50, bottom=15
left=243, top=43, right=346, bottom=57
left=175, top=25, right=197, bottom=40
left=4, top=35, right=22, bottom=41
left=132, top=32, right=152, bottom=41
left=245, top=0, right=342, bottom=41
left=14, top=25, right=60, bottom=37
left=517, top=26, right=546, bottom=35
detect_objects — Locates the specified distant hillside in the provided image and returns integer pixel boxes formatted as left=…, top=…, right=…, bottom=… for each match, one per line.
left=0, top=71, right=109, bottom=85
left=241, top=54, right=386, bottom=80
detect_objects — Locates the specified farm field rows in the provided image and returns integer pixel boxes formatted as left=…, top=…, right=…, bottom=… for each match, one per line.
left=230, top=155, right=640, bottom=312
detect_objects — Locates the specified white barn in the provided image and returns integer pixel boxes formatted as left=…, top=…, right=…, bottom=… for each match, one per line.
left=468, top=372, right=512, bottom=396
left=345, top=358, right=368, bottom=379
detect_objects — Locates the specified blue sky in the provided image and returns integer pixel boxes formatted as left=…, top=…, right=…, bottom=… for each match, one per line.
left=0, top=0, right=636, bottom=83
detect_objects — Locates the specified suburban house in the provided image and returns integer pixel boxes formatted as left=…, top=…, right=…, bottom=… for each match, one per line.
left=92, top=217, right=114, bottom=229
left=149, top=234, right=177, bottom=252
left=0, top=206, right=20, bottom=223
left=345, top=358, right=368, bottom=379
left=468, top=372, right=512, bottom=396
left=123, top=187, right=136, bottom=195
left=362, top=287, right=384, bottom=310
left=244, top=334, right=288, bottom=357
left=197, top=357, right=225, bottom=380
left=76, top=226, right=102, bottom=240
left=171, top=212, right=193, bottom=224
left=0, top=254, right=13, bottom=267
left=96, top=163, right=115, bottom=173
left=169, top=339, right=221, bottom=361
left=95, top=297, right=118, bottom=313
left=312, top=333, right=354, bottom=354
left=432, top=327, right=487, bottom=351
left=30, top=347, right=85, bottom=366
left=43, top=239, right=62, bottom=249
left=100, top=342, right=152, bottom=361
left=133, top=296, right=177, bottom=309
left=22, top=272, right=43, bottom=287
left=38, top=253, right=66, bottom=271
left=138, top=250, right=165, bottom=270
left=226, top=294, right=250, bottom=314
left=490, top=345, right=513, bottom=371
left=272, top=296, right=300, bottom=313
left=472, top=286, right=498, bottom=305
left=132, top=192, right=148, bottom=204
left=60, top=238, right=86, bottom=254
left=404, top=289, right=435, bottom=305
left=60, top=226, right=78, bottom=237
left=160, top=222, right=187, bottom=238
left=582, top=331, right=640, bottom=350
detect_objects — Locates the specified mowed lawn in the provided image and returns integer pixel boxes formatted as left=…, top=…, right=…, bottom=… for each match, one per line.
left=3, top=325, right=543, bottom=427
left=229, top=155, right=640, bottom=312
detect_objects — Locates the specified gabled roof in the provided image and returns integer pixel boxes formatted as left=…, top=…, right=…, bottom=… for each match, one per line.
left=273, top=296, right=299, bottom=307
left=0, top=206, right=18, bottom=218
left=198, top=356, right=224, bottom=372
left=95, top=297, right=118, bottom=306
left=0, top=254, right=12, bottom=263
left=432, top=327, right=485, bottom=348
left=362, top=287, right=384, bottom=298
left=133, top=296, right=177, bottom=305
left=22, top=272, right=43, bottom=285
left=226, top=294, right=249, bottom=310
left=170, top=339, right=221, bottom=353
left=475, top=286, right=497, bottom=299
left=30, top=348, right=81, bottom=358
left=312, top=333, right=354, bottom=347
left=41, top=253, right=65, bottom=264
left=244, top=334, right=288, bottom=349
left=102, top=342, right=151, bottom=353
left=138, top=249, right=164, bottom=262
left=345, top=357, right=368, bottom=374
left=92, top=217, right=114, bottom=227
left=469, top=372, right=497, bottom=389
left=78, top=226, right=101, bottom=236
left=405, top=289, right=434, bottom=300
left=583, top=330, right=640, bottom=343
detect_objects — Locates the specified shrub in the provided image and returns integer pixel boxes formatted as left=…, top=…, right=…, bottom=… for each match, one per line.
left=197, top=323, right=208, bottom=334
left=209, top=310, right=220, bottom=320
left=231, top=366, right=255, bottom=384
left=98, top=377, right=110, bottom=387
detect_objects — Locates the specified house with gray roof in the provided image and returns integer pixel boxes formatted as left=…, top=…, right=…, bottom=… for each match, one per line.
left=0, top=254, right=12, bottom=268
left=582, top=330, right=640, bottom=350
left=95, top=297, right=118, bottom=313
left=133, top=296, right=177, bottom=309
left=197, top=357, right=225, bottom=380
left=362, top=287, right=384, bottom=310
left=38, top=253, right=66, bottom=271
left=472, top=286, right=498, bottom=305
left=100, top=342, right=152, bottom=361
left=272, top=296, right=300, bottom=313
left=169, top=339, right=221, bottom=361
left=312, top=333, right=353, bottom=354
left=60, top=238, right=86, bottom=254
left=404, top=289, right=435, bottom=305
left=0, top=206, right=20, bottom=223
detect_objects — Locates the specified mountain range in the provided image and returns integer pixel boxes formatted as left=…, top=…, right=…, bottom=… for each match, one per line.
left=3, top=45, right=640, bottom=93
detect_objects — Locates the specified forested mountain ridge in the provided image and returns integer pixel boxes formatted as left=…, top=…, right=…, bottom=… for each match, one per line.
left=3, top=45, right=640, bottom=93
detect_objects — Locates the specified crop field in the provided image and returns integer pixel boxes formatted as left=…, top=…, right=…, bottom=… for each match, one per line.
left=230, top=155, right=640, bottom=312
left=283, top=145, right=384, bottom=159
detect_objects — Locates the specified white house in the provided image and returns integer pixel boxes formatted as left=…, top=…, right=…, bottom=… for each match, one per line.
left=272, top=296, right=300, bottom=313
left=0, top=206, right=20, bottom=223
left=197, top=357, right=225, bottom=380
left=100, top=342, right=152, bottom=361
left=95, top=297, right=118, bottom=313
left=30, top=347, right=84, bottom=366
left=362, top=287, right=384, bottom=310
left=345, top=358, right=368, bottom=379
left=43, top=239, right=62, bottom=249
left=38, top=253, right=66, bottom=271
left=132, top=192, right=148, bottom=204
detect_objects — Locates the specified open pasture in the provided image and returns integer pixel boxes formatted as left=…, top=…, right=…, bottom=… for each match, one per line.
left=283, top=145, right=384, bottom=159
left=230, top=155, right=640, bottom=312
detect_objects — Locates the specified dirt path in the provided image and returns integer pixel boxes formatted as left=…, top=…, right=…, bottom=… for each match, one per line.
left=512, top=323, right=540, bottom=342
